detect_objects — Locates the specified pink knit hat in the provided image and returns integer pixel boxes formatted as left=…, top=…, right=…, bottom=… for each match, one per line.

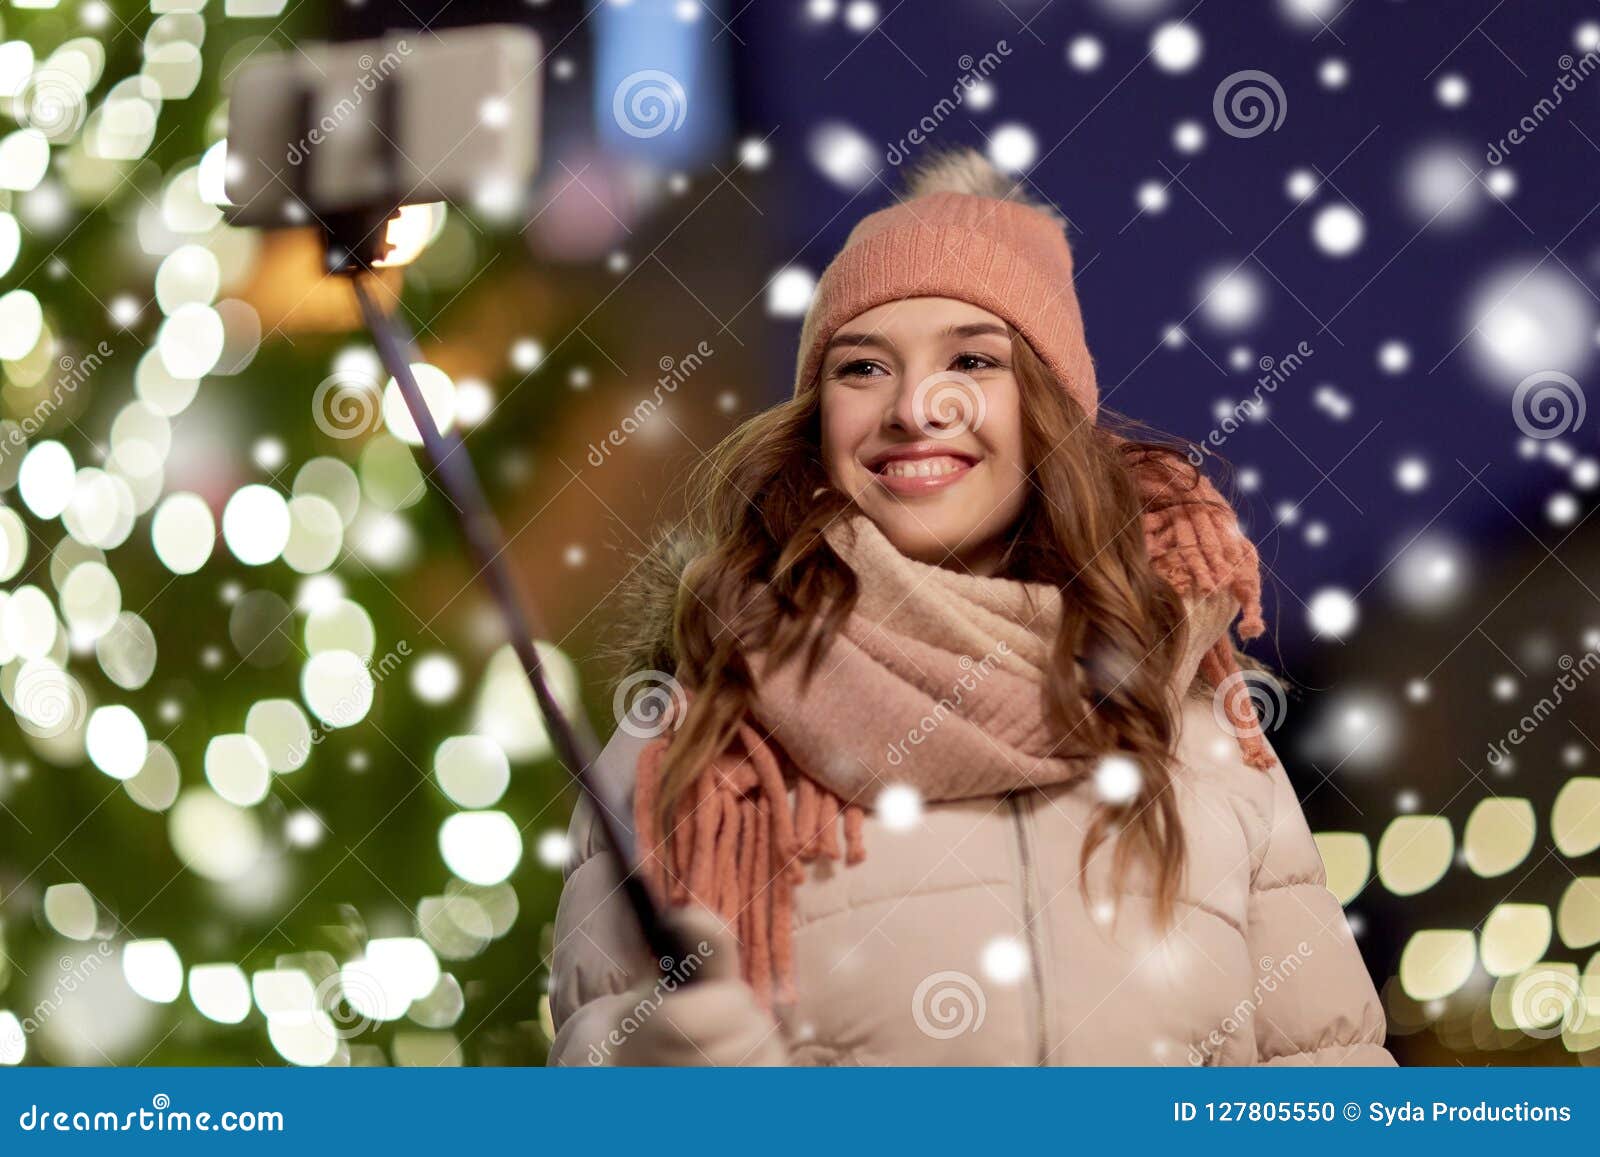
left=794, top=151, right=1099, bottom=420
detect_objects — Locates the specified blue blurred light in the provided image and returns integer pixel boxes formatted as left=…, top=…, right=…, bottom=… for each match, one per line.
left=595, top=0, right=731, bottom=167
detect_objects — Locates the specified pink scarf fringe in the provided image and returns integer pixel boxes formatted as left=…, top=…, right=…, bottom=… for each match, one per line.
left=635, top=717, right=865, bottom=1008
left=1134, top=448, right=1274, bottom=771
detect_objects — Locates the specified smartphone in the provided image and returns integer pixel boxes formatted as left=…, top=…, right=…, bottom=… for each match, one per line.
left=223, top=25, right=542, bottom=227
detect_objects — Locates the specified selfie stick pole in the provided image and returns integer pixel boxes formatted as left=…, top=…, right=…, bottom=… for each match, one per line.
left=327, top=234, right=690, bottom=971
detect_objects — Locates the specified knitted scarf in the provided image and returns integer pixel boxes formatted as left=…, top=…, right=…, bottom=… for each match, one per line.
left=634, top=458, right=1269, bottom=1007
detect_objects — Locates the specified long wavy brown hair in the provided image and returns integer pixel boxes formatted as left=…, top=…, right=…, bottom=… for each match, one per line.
left=612, top=331, right=1205, bottom=926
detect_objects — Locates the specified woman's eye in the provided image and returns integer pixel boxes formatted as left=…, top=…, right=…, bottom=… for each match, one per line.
left=953, top=352, right=999, bottom=372
left=835, top=359, right=885, bottom=379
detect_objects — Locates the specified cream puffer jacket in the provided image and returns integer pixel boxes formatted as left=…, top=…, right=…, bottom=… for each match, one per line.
left=546, top=685, right=1396, bottom=1066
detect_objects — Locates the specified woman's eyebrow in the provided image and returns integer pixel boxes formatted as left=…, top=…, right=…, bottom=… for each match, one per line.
left=823, top=331, right=894, bottom=356
left=941, top=322, right=1010, bottom=340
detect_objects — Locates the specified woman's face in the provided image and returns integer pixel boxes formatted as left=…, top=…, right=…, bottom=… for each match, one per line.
left=818, top=297, right=1029, bottom=575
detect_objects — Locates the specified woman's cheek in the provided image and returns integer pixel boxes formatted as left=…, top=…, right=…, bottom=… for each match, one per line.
left=820, top=397, right=860, bottom=488
left=823, top=444, right=847, bottom=491
left=824, top=445, right=867, bottom=500
left=989, top=457, right=1030, bottom=522
left=818, top=427, right=850, bottom=492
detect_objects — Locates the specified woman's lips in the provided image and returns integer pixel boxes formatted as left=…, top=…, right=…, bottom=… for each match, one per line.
left=869, top=453, right=977, bottom=496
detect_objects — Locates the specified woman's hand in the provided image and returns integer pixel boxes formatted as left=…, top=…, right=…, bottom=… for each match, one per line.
left=612, top=905, right=789, bottom=1066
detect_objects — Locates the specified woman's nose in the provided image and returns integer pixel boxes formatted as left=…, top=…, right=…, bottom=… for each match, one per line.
left=883, top=376, right=922, bottom=434
left=886, top=367, right=982, bottom=438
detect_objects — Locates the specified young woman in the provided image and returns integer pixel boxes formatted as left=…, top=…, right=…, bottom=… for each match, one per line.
left=547, top=151, right=1394, bottom=1067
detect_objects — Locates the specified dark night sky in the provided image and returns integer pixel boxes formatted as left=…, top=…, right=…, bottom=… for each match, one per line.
left=734, top=2, right=1600, bottom=659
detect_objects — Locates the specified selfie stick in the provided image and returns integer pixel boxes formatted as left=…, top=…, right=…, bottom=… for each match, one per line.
left=317, top=211, right=691, bottom=972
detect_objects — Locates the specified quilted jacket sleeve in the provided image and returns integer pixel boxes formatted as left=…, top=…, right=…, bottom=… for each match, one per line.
left=545, top=728, right=655, bottom=1066
left=1246, top=749, right=1396, bottom=1065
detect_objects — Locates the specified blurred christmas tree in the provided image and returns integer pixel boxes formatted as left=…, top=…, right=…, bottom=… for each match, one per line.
left=0, top=1, right=593, bottom=1066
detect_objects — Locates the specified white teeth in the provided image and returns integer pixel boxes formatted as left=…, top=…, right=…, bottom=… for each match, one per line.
left=878, top=456, right=969, bottom=478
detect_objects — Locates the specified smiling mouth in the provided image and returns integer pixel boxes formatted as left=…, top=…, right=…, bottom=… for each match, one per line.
left=865, top=449, right=979, bottom=495
left=879, top=455, right=969, bottom=478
